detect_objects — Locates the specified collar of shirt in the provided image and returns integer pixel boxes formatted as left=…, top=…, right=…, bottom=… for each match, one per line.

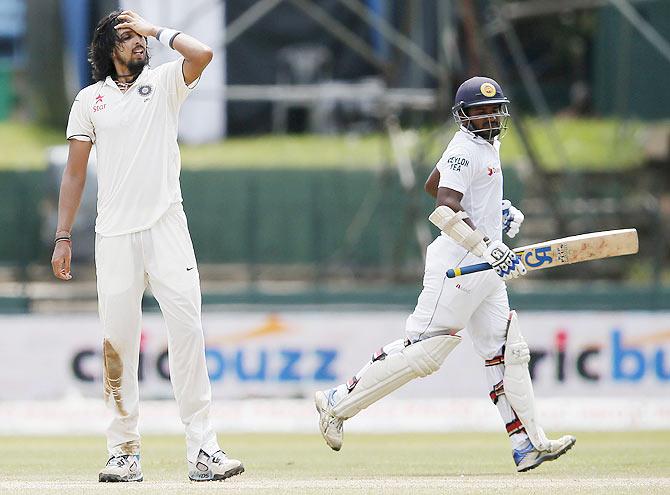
left=103, top=65, right=149, bottom=90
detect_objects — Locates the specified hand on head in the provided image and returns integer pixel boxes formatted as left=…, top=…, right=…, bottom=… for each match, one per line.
left=114, top=11, right=157, bottom=38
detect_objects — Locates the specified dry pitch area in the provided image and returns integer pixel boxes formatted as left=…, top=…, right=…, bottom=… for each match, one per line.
left=1, top=432, right=668, bottom=494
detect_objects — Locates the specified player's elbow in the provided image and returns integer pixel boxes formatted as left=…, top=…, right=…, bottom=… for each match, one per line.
left=437, top=193, right=462, bottom=213
left=424, top=168, right=439, bottom=198
left=424, top=179, right=437, bottom=198
left=189, top=46, right=213, bottom=71
left=199, top=46, right=214, bottom=66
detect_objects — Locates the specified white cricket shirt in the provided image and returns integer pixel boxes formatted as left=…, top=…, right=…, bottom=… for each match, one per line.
left=66, top=59, right=197, bottom=236
left=435, top=127, right=504, bottom=243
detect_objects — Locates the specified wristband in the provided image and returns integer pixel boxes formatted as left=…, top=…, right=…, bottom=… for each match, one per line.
left=155, top=27, right=181, bottom=49
left=54, top=232, right=71, bottom=244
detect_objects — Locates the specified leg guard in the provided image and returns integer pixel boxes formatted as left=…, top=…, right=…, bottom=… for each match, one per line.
left=332, top=334, right=461, bottom=419
left=485, top=351, right=530, bottom=450
left=503, top=311, right=550, bottom=451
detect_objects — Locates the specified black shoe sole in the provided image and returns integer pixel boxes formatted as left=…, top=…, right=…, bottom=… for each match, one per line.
left=213, top=464, right=245, bottom=481
left=98, top=474, right=143, bottom=482
left=518, top=438, right=577, bottom=473
left=189, top=464, right=245, bottom=482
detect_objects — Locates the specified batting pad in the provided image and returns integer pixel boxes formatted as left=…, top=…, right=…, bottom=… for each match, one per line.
left=333, top=334, right=461, bottom=419
left=503, top=311, right=550, bottom=450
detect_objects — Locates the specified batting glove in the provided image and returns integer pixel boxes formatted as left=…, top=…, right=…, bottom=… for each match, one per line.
left=502, top=199, right=524, bottom=239
left=483, top=239, right=527, bottom=281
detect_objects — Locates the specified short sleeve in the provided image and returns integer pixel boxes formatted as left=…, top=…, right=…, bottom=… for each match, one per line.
left=156, top=58, right=199, bottom=107
left=435, top=147, right=475, bottom=194
left=66, top=89, right=95, bottom=143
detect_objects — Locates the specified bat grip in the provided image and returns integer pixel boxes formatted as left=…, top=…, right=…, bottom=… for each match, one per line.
left=446, top=262, right=492, bottom=278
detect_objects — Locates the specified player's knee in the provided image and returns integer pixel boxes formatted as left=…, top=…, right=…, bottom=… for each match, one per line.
left=504, top=310, right=530, bottom=365
left=506, top=341, right=530, bottom=365
left=403, top=334, right=461, bottom=377
left=167, top=321, right=205, bottom=346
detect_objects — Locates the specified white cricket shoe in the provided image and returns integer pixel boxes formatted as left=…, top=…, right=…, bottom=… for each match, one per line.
left=315, top=389, right=344, bottom=451
left=188, top=449, right=244, bottom=481
left=513, top=435, right=576, bottom=472
left=98, top=455, right=143, bottom=482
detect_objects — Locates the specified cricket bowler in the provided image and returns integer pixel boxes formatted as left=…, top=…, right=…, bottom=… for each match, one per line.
left=315, top=76, right=576, bottom=472
left=50, top=10, right=243, bottom=482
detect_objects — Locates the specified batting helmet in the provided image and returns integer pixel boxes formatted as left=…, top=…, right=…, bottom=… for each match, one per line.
left=452, top=76, right=510, bottom=140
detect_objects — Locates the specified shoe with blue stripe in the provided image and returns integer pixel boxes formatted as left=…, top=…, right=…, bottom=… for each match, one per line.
left=513, top=435, right=576, bottom=472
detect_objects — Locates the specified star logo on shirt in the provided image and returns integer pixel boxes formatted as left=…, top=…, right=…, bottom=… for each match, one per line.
left=93, top=94, right=107, bottom=112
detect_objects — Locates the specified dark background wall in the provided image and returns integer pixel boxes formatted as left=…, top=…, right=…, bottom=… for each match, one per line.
left=594, top=2, right=670, bottom=119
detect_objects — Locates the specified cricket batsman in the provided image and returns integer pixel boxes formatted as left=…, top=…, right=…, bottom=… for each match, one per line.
left=50, top=10, right=243, bottom=482
left=315, top=76, right=576, bottom=472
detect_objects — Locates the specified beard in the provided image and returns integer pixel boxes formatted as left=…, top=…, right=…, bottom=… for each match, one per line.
left=475, top=126, right=500, bottom=141
left=127, top=55, right=148, bottom=77
left=468, top=122, right=500, bottom=141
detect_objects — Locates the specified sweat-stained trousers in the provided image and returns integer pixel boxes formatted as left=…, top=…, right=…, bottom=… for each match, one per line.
left=95, top=203, right=219, bottom=463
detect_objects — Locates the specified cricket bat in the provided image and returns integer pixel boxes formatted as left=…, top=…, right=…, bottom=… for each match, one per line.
left=446, top=228, right=639, bottom=278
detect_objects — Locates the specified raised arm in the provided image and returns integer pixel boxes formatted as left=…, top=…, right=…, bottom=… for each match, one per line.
left=51, top=139, right=92, bottom=280
left=170, top=32, right=214, bottom=85
left=115, top=10, right=213, bottom=85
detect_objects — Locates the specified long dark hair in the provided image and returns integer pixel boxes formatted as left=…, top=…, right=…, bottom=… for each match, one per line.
left=88, top=11, right=150, bottom=82
left=88, top=11, right=122, bottom=81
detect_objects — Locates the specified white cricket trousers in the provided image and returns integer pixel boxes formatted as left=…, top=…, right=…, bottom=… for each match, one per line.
left=405, top=234, right=509, bottom=359
left=95, top=203, right=219, bottom=463
left=405, top=234, right=531, bottom=449
left=334, top=234, right=531, bottom=449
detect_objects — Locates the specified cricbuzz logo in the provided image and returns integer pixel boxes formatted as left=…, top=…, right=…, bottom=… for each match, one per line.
left=202, top=348, right=337, bottom=383
left=71, top=315, right=339, bottom=387
left=199, top=315, right=338, bottom=383
left=72, top=345, right=337, bottom=385
left=529, top=328, right=670, bottom=384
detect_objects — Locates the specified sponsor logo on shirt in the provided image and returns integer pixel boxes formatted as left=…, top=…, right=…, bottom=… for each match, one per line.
left=93, top=94, right=106, bottom=113
left=447, top=156, right=469, bottom=172
left=487, top=166, right=500, bottom=176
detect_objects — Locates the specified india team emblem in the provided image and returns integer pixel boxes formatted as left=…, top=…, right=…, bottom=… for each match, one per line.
left=480, top=82, right=497, bottom=97
left=137, top=84, right=153, bottom=97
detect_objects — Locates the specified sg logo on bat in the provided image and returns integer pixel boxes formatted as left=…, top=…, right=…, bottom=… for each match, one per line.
left=521, top=246, right=553, bottom=268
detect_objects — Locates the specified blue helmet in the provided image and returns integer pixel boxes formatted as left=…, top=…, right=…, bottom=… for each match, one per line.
left=452, top=76, right=510, bottom=140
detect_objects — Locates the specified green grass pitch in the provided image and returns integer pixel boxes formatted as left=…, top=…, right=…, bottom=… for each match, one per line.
left=1, top=432, right=669, bottom=494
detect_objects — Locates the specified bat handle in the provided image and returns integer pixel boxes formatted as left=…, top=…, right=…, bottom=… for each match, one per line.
left=446, top=262, right=492, bottom=278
